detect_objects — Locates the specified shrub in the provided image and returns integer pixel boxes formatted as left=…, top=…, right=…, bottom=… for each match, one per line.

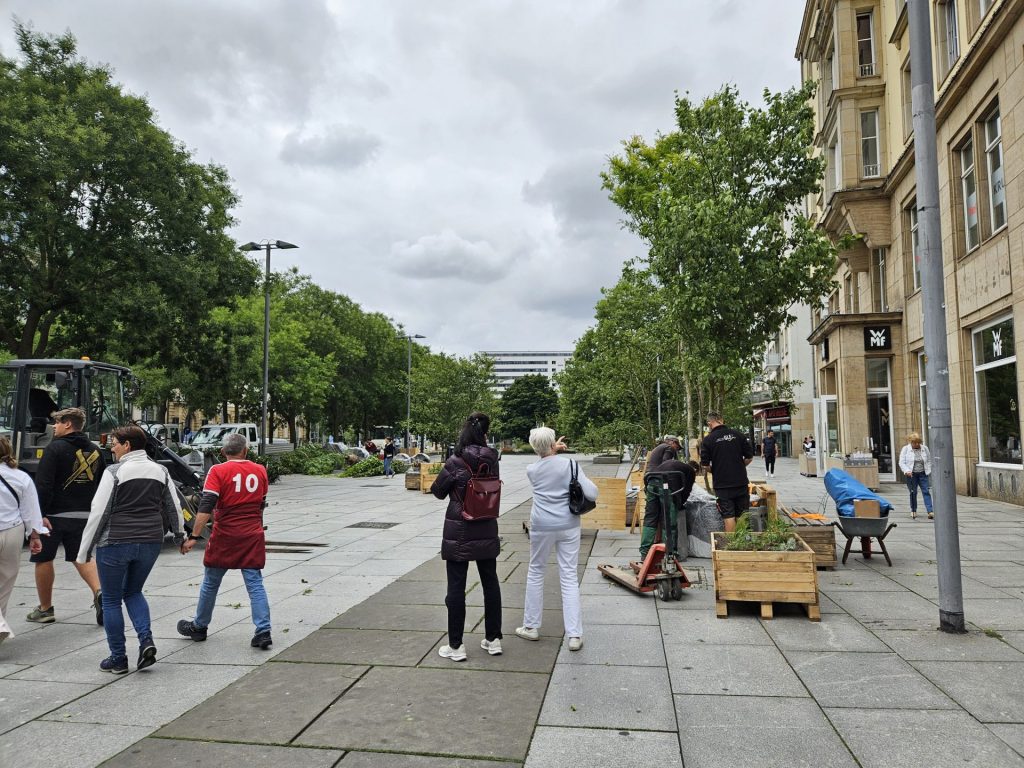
left=278, top=444, right=344, bottom=476
left=249, top=452, right=283, bottom=484
left=392, top=459, right=408, bottom=474
left=343, top=456, right=386, bottom=477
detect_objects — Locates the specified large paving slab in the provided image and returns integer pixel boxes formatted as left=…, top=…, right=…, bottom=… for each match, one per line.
left=824, top=590, right=941, bottom=629
left=325, top=601, right=481, bottom=632
left=875, top=628, right=1024, bottom=661
left=762, top=613, right=891, bottom=653
left=0, top=721, right=153, bottom=768
left=421, top=632, right=562, bottom=673
left=339, top=754, right=507, bottom=767
left=538, top=664, right=678, bottom=731
left=785, top=651, right=957, bottom=709
left=665, top=643, right=808, bottom=697
left=0, top=678, right=98, bottom=735
left=276, top=627, right=442, bottom=666
left=156, top=661, right=367, bottom=743
left=295, top=665, right=548, bottom=760
left=675, top=694, right=858, bottom=768
left=825, top=708, right=1024, bottom=767
left=525, top=727, right=683, bottom=768
left=102, top=738, right=345, bottom=767
left=660, top=609, right=774, bottom=646
left=911, top=660, right=1024, bottom=722
left=553, top=623, right=665, bottom=666
left=573, top=593, right=660, bottom=625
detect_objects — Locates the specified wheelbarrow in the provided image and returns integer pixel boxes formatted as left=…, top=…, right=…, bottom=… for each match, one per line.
left=834, top=515, right=897, bottom=566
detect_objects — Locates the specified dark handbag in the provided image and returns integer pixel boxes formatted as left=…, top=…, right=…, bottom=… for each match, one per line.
left=456, top=457, right=502, bottom=521
left=569, top=460, right=597, bottom=515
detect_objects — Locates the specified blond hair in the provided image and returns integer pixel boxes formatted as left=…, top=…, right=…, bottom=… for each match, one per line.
left=907, top=432, right=922, bottom=444
left=0, top=436, right=17, bottom=469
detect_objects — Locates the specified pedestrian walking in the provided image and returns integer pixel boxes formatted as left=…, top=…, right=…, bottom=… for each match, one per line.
left=383, top=437, right=396, bottom=478
left=699, top=412, right=753, bottom=533
left=27, top=407, right=105, bottom=626
left=431, top=412, right=502, bottom=661
left=899, top=432, right=933, bottom=520
left=177, top=433, right=272, bottom=649
left=0, top=437, right=47, bottom=645
left=78, top=425, right=184, bottom=673
left=763, top=430, right=778, bottom=478
left=517, top=428, right=596, bottom=651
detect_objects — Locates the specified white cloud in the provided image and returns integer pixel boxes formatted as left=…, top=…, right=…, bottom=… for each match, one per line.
left=281, top=124, right=381, bottom=169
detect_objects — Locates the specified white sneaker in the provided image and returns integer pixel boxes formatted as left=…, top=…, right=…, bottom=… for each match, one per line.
left=480, top=638, right=503, bottom=655
left=568, top=636, right=583, bottom=651
left=438, top=644, right=467, bottom=661
left=515, top=626, right=540, bottom=641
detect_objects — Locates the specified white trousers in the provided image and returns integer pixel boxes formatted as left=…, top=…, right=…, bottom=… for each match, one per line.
left=0, top=524, right=24, bottom=640
left=523, top=526, right=582, bottom=638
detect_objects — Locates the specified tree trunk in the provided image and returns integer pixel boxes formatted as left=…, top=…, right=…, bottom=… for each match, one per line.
left=288, top=414, right=297, bottom=446
left=221, top=400, right=229, bottom=423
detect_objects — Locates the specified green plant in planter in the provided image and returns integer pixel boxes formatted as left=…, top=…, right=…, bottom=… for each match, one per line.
left=427, top=463, right=443, bottom=475
left=719, top=512, right=797, bottom=552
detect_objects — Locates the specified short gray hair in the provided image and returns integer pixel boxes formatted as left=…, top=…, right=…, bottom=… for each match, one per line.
left=705, top=411, right=722, bottom=424
left=662, top=434, right=679, bottom=445
left=529, top=426, right=557, bottom=457
left=222, top=432, right=249, bottom=457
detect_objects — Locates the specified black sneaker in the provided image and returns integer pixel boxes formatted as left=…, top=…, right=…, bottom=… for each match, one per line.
left=93, top=591, right=104, bottom=626
left=137, top=639, right=157, bottom=670
left=176, top=619, right=208, bottom=642
left=100, top=655, right=129, bottom=674
left=251, top=630, right=272, bottom=650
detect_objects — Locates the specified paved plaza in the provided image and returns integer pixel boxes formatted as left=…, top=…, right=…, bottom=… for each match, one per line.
left=2, top=455, right=1024, bottom=766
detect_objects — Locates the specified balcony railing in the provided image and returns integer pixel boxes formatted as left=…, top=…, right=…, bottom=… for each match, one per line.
left=859, top=62, right=875, bottom=77
left=763, top=352, right=781, bottom=370
left=863, top=163, right=880, bottom=177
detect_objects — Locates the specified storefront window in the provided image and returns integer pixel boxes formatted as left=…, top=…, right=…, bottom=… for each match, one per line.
left=973, top=317, right=1021, bottom=465
left=866, top=358, right=889, bottom=389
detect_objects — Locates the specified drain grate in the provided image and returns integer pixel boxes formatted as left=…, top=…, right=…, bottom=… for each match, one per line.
left=347, top=521, right=399, bottom=529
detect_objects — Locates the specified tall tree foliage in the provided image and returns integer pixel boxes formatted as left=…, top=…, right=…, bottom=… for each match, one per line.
left=0, top=25, right=256, bottom=359
left=602, top=83, right=836, bottom=433
left=498, top=374, right=559, bottom=441
left=409, top=354, right=497, bottom=446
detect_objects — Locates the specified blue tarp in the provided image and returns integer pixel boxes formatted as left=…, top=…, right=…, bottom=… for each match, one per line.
left=824, top=468, right=894, bottom=517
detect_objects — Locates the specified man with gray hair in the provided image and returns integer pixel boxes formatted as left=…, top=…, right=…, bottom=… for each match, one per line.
left=648, top=434, right=682, bottom=469
left=177, top=432, right=273, bottom=649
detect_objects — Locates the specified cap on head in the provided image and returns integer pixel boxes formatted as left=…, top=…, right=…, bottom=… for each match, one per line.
left=662, top=434, right=679, bottom=445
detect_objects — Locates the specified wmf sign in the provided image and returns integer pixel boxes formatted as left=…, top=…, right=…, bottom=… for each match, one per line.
left=864, top=326, right=892, bottom=351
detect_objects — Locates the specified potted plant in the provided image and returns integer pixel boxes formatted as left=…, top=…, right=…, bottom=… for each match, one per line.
left=420, top=462, right=444, bottom=493
left=711, top=513, right=820, bottom=621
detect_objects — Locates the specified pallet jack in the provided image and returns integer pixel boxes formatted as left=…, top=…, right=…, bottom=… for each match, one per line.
left=598, top=470, right=695, bottom=601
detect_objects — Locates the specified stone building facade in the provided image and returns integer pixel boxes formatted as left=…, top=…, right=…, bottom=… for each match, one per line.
left=797, top=0, right=1023, bottom=502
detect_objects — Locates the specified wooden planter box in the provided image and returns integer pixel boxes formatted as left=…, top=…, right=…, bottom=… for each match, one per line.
left=780, top=509, right=837, bottom=569
left=420, top=463, right=443, bottom=493
left=711, top=532, right=820, bottom=621
left=405, top=468, right=421, bottom=491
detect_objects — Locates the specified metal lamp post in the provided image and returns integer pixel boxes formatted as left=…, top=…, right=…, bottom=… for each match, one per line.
left=239, top=240, right=299, bottom=457
left=404, top=333, right=425, bottom=451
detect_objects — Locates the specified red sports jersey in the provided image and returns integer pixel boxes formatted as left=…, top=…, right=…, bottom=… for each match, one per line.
left=204, top=459, right=268, bottom=516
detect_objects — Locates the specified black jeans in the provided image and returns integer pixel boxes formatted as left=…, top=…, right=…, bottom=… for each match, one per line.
left=764, top=454, right=776, bottom=474
left=445, top=558, right=502, bottom=647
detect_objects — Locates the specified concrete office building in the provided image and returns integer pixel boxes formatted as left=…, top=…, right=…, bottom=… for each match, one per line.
left=796, top=0, right=1023, bottom=502
left=482, top=351, right=572, bottom=394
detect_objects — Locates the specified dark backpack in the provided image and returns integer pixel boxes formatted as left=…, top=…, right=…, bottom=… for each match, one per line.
left=456, top=456, right=502, bottom=521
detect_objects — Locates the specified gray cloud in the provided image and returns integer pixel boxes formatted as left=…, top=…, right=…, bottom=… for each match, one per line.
left=393, top=230, right=511, bottom=283
left=281, top=124, right=381, bottom=169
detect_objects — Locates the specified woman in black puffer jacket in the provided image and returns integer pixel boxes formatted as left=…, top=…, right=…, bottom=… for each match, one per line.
left=431, top=411, right=501, bottom=662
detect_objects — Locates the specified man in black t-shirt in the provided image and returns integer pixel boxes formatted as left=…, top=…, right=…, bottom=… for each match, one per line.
left=648, top=435, right=681, bottom=469
left=699, top=412, right=753, bottom=533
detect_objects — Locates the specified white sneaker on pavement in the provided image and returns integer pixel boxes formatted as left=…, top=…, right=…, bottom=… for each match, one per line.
left=568, top=636, right=583, bottom=651
left=515, top=626, right=540, bottom=641
left=438, top=644, right=467, bottom=661
left=480, top=638, right=503, bottom=655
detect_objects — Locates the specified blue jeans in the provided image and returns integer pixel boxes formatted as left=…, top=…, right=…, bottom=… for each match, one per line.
left=194, top=567, right=271, bottom=633
left=95, top=542, right=162, bottom=661
left=384, top=457, right=393, bottom=476
left=906, top=472, right=933, bottom=514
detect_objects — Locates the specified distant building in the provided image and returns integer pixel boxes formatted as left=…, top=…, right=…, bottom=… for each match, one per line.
left=482, top=351, right=572, bottom=394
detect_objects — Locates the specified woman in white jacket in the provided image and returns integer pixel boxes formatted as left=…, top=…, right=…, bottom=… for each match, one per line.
left=898, top=432, right=933, bottom=520
left=517, top=427, right=598, bottom=651
left=0, top=437, right=46, bottom=645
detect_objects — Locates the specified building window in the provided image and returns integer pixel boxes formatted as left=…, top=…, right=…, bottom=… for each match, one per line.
left=937, top=0, right=960, bottom=77
left=844, top=274, right=856, bottom=313
left=856, top=12, right=875, bottom=76
left=985, top=108, right=1006, bottom=233
left=973, top=317, right=1021, bottom=465
left=918, top=352, right=930, bottom=437
left=960, top=137, right=980, bottom=251
left=866, top=358, right=890, bottom=389
left=901, top=59, right=913, bottom=138
left=908, top=203, right=922, bottom=290
left=826, top=132, right=840, bottom=198
left=871, top=248, right=887, bottom=311
left=823, top=49, right=835, bottom=104
left=861, top=110, right=880, bottom=177
left=980, top=0, right=994, bottom=17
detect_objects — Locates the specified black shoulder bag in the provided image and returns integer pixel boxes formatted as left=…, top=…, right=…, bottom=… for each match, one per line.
left=569, top=461, right=597, bottom=515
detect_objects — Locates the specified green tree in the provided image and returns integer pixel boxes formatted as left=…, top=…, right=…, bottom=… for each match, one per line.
left=0, top=25, right=256, bottom=360
left=602, top=83, right=836, bottom=434
left=409, top=353, right=496, bottom=446
left=497, top=374, right=559, bottom=441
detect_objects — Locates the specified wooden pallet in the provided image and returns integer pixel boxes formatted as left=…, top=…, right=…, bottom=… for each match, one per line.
left=780, top=506, right=838, bottom=569
left=585, top=477, right=629, bottom=530
left=711, top=532, right=820, bottom=621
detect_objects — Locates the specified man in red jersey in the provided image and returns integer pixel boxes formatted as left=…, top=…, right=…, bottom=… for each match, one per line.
left=177, top=432, right=272, bottom=649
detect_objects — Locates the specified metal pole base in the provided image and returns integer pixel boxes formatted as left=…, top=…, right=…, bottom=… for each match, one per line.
left=938, top=611, right=967, bottom=634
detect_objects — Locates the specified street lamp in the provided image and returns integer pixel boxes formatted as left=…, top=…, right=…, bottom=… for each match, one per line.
left=404, top=333, right=425, bottom=451
left=239, top=239, right=299, bottom=456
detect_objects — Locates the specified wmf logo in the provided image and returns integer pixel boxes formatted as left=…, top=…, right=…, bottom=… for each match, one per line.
left=868, top=329, right=887, bottom=347
left=864, top=326, right=891, bottom=351
left=991, top=328, right=1003, bottom=358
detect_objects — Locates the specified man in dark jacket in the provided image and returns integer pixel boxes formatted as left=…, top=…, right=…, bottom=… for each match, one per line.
left=28, top=407, right=105, bottom=624
left=700, top=411, right=753, bottom=533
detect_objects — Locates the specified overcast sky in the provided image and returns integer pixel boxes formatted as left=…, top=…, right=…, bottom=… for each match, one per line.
left=3, top=1, right=805, bottom=357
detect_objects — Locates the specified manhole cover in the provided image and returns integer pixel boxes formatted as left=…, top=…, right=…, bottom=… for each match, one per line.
left=347, top=521, right=399, bottom=529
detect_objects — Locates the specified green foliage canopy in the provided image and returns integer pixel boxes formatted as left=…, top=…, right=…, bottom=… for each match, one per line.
left=497, top=374, right=558, bottom=441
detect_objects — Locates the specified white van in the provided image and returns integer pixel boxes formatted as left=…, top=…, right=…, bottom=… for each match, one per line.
left=186, top=423, right=260, bottom=473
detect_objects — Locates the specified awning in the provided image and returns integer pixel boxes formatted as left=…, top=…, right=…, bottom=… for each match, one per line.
left=752, top=408, right=766, bottom=418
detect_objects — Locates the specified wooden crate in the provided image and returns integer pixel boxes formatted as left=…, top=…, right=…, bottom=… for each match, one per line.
left=711, top=532, right=820, bottom=621
left=420, top=463, right=443, bottom=493
left=780, top=508, right=837, bottom=569
left=405, top=469, right=420, bottom=491
left=749, top=483, right=778, bottom=521
left=584, top=477, right=628, bottom=531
